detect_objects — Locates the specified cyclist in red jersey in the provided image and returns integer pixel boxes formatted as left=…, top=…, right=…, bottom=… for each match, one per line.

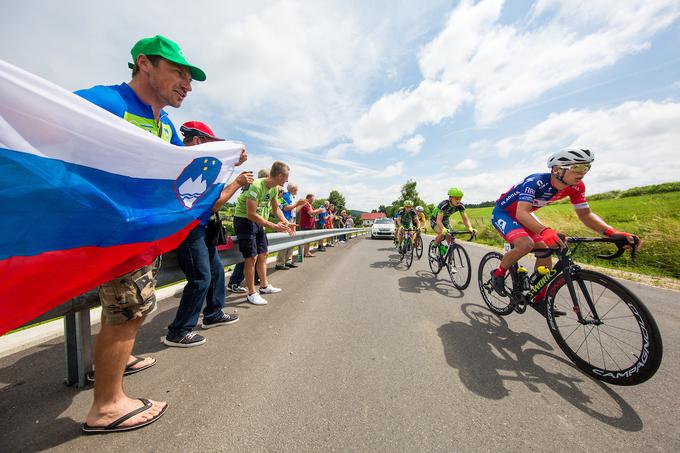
left=489, top=148, right=640, bottom=296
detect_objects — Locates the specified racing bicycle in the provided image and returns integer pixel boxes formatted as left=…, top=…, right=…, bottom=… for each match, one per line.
left=477, top=237, right=662, bottom=386
left=414, top=228, right=425, bottom=259
left=428, top=230, right=475, bottom=290
left=398, top=228, right=418, bottom=269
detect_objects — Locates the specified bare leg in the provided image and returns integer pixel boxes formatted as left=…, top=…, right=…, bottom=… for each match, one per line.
left=532, top=241, right=553, bottom=270
left=85, top=318, right=165, bottom=428
left=244, top=256, right=257, bottom=294
left=499, top=236, right=534, bottom=270
left=256, top=252, right=269, bottom=289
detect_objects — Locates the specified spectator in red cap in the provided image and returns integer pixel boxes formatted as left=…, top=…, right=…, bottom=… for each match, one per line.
left=163, top=121, right=252, bottom=348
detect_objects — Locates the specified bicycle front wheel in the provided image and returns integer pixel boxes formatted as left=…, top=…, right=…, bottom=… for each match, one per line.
left=477, top=252, right=513, bottom=316
left=428, top=240, right=442, bottom=274
left=415, top=235, right=424, bottom=259
left=447, top=243, right=472, bottom=290
left=546, top=270, right=663, bottom=386
left=405, top=237, right=414, bottom=268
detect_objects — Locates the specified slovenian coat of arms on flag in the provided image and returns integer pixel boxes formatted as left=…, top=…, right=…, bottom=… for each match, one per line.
left=0, top=59, right=244, bottom=335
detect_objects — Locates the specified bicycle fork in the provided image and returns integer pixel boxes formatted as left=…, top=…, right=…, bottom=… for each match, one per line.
left=559, top=261, right=603, bottom=325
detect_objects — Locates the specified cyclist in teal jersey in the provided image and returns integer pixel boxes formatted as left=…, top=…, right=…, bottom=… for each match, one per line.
left=395, top=200, right=421, bottom=246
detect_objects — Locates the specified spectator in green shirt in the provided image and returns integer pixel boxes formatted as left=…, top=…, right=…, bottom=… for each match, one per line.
left=233, top=161, right=294, bottom=305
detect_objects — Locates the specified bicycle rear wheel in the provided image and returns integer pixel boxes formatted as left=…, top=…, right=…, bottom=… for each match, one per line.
left=477, top=252, right=513, bottom=316
left=447, top=243, right=472, bottom=290
left=415, top=235, right=424, bottom=259
left=546, top=269, right=663, bottom=385
left=428, top=240, right=442, bottom=274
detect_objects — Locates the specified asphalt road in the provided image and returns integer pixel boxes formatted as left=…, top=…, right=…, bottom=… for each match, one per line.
left=1, top=236, right=679, bottom=452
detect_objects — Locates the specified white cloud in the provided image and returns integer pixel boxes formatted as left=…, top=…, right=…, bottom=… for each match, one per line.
left=455, top=159, right=479, bottom=170
left=0, top=0, right=450, bottom=153
left=484, top=99, right=680, bottom=194
left=398, top=134, right=425, bottom=154
left=384, top=161, right=405, bottom=178
left=352, top=0, right=680, bottom=151
left=352, top=80, right=469, bottom=151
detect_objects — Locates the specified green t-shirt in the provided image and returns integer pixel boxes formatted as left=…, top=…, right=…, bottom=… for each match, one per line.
left=234, top=178, right=278, bottom=219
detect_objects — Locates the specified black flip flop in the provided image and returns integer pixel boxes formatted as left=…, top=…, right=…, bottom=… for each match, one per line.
left=86, top=355, right=156, bottom=382
left=82, top=398, right=168, bottom=434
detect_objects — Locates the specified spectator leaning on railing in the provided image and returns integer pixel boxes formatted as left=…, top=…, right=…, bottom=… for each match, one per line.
left=163, top=121, right=252, bottom=348
left=227, top=169, right=269, bottom=292
left=326, top=203, right=336, bottom=247
left=316, top=201, right=329, bottom=250
left=74, top=34, right=200, bottom=433
left=233, top=162, right=294, bottom=305
left=299, top=194, right=326, bottom=257
left=276, top=183, right=305, bottom=270
left=345, top=212, right=354, bottom=238
left=337, top=209, right=347, bottom=242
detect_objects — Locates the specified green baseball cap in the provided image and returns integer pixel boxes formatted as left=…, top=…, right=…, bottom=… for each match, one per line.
left=128, top=35, right=206, bottom=82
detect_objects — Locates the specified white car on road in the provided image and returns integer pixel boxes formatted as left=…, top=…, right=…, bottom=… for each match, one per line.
left=371, top=218, right=395, bottom=239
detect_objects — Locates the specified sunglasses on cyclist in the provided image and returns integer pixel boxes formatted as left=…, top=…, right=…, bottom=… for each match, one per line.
left=561, top=163, right=592, bottom=173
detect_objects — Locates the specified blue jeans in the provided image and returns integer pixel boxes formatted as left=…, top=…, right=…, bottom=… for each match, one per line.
left=228, top=262, right=245, bottom=286
left=228, top=262, right=260, bottom=286
left=168, top=226, right=225, bottom=337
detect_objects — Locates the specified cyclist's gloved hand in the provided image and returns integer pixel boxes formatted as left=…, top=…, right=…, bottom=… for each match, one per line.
left=540, top=227, right=565, bottom=248
left=604, top=228, right=639, bottom=247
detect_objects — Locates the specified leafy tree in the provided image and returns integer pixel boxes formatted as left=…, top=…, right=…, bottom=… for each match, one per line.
left=312, top=198, right=327, bottom=209
left=327, top=190, right=346, bottom=211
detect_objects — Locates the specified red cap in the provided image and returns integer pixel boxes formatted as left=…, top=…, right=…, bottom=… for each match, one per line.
left=180, top=121, right=224, bottom=141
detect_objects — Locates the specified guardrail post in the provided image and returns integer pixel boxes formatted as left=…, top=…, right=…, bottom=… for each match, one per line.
left=297, top=244, right=303, bottom=262
left=63, top=308, right=92, bottom=388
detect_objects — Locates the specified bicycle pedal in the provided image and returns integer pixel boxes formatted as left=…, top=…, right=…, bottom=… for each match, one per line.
left=552, top=309, right=567, bottom=317
left=511, top=298, right=527, bottom=314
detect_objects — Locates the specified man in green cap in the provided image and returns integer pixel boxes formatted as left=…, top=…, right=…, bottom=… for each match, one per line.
left=75, top=35, right=206, bottom=433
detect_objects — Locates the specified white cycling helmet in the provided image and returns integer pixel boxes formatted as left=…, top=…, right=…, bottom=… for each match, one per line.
left=547, top=147, right=594, bottom=168
left=416, top=205, right=424, bottom=212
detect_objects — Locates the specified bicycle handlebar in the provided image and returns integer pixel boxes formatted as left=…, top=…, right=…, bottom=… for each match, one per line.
left=569, top=236, right=640, bottom=262
left=530, top=236, right=639, bottom=263
left=448, top=230, right=476, bottom=241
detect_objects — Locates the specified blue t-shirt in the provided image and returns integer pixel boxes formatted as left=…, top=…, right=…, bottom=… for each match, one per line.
left=317, top=209, right=327, bottom=225
left=281, top=192, right=294, bottom=221
left=75, top=83, right=184, bottom=146
left=73, top=83, right=212, bottom=223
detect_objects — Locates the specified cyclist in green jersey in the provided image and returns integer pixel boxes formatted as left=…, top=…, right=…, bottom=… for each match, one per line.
left=432, top=188, right=475, bottom=254
left=395, top=200, right=421, bottom=246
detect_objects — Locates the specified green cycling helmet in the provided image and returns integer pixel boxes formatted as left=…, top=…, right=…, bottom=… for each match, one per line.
left=403, top=200, right=413, bottom=207
left=447, top=187, right=463, bottom=197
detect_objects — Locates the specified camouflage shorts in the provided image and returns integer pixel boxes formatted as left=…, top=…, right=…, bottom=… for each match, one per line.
left=99, top=258, right=160, bottom=325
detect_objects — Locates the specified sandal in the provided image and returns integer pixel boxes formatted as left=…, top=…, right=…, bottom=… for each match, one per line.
left=82, top=398, right=168, bottom=433
left=87, top=355, right=156, bottom=382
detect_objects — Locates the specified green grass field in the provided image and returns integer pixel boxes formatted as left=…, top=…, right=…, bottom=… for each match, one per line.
left=443, top=191, right=680, bottom=279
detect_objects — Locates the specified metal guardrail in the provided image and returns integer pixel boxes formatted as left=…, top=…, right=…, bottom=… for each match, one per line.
left=21, top=227, right=367, bottom=387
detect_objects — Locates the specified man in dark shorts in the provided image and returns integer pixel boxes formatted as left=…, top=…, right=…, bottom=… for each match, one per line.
left=233, top=161, right=294, bottom=305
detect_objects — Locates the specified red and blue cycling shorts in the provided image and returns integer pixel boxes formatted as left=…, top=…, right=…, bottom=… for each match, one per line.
left=491, top=206, right=544, bottom=244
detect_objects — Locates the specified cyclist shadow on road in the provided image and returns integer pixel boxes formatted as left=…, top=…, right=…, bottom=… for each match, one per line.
left=437, top=303, right=642, bottom=431
left=398, top=270, right=464, bottom=299
left=369, top=253, right=406, bottom=270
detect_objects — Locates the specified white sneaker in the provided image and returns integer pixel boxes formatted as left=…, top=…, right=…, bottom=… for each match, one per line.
left=247, top=293, right=268, bottom=305
left=259, top=284, right=282, bottom=294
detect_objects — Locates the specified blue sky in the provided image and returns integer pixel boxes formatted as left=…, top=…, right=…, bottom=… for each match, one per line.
left=2, top=0, right=679, bottom=211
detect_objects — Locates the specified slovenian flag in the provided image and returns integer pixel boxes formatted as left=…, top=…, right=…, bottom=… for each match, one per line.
left=0, top=60, right=243, bottom=335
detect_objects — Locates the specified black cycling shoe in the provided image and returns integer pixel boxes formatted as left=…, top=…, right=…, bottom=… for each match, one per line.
left=490, top=271, right=508, bottom=297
